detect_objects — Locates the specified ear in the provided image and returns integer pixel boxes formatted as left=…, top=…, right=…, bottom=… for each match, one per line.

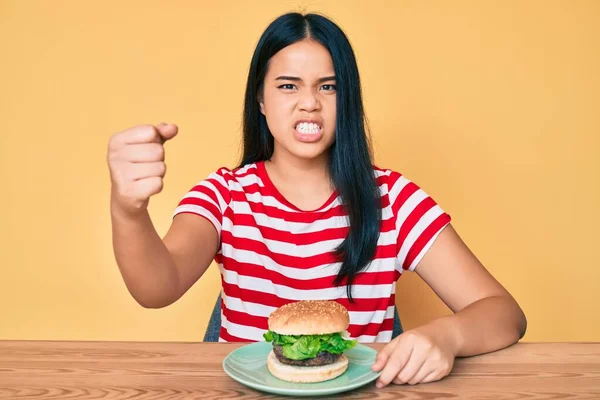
left=258, top=93, right=265, bottom=115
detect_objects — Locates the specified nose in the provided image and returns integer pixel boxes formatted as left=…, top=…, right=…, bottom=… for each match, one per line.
left=298, top=89, right=321, bottom=113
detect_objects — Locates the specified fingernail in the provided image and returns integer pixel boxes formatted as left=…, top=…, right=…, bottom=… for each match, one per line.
left=376, top=382, right=384, bottom=389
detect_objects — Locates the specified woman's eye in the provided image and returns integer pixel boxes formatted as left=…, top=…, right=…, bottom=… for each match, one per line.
left=278, top=84, right=296, bottom=90
left=321, top=84, right=337, bottom=91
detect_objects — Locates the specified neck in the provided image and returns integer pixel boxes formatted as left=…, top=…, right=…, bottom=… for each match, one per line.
left=266, top=150, right=333, bottom=191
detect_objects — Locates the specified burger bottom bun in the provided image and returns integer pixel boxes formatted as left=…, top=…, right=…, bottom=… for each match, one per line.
left=266, top=350, right=348, bottom=383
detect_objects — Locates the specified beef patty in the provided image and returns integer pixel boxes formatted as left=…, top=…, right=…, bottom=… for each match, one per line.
left=273, top=345, right=342, bottom=366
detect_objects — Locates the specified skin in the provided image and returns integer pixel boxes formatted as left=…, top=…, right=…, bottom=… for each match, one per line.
left=107, top=38, right=526, bottom=386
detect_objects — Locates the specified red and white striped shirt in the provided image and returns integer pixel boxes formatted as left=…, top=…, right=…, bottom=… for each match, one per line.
left=174, top=161, right=451, bottom=343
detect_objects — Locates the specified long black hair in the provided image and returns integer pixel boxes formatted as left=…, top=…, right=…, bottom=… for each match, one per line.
left=239, top=12, right=381, bottom=302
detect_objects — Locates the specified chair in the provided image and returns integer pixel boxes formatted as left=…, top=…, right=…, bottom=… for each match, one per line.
left=203, top=295, right=403, bottom=342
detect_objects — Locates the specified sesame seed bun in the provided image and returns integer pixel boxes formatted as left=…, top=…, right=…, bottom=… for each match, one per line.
left=267, top=300, right=350, bottom=335
left=267, top=350, right=348, bottom=383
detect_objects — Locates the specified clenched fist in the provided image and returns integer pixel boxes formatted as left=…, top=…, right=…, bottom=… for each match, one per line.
left=107, top=123, right=178, bottom=215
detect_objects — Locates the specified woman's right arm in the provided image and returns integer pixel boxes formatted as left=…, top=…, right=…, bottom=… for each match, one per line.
left=108, top=123, right=218, bottom=308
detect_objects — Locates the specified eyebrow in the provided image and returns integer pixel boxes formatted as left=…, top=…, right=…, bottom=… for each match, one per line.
left=275, top=75, right=336, bottom=83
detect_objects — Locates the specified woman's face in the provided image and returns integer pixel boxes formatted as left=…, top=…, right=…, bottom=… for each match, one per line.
left=260, top=39, right=337, bottom=163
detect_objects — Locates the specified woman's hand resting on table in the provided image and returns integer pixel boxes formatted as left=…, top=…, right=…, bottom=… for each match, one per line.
left=371, top=318, right=459, bottom=387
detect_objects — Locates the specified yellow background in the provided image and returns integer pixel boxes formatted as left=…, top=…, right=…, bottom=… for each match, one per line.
left=1, top=0, right=598, bottom=342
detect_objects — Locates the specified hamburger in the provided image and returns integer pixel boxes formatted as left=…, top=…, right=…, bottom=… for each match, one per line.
left=263, top=300, right=358, bottom=383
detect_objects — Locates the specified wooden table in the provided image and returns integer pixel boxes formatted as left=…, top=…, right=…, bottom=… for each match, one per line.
left=0, top=341, right=598, bottom=399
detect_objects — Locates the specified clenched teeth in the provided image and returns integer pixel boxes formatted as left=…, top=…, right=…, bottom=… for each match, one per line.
left=295, top=122, right=321, bottom=134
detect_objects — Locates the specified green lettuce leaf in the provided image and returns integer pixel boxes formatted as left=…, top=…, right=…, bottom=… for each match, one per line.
left=263, top=330, right=357, bottom=360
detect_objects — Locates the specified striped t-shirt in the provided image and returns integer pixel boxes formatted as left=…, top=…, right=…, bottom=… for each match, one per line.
left=174, top=161, right=451, bottom=343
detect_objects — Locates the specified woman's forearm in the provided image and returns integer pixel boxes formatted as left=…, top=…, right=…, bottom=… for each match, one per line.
left=111, top=196, right=181, bottom=308
left=436, top=295, right=527, bottom=358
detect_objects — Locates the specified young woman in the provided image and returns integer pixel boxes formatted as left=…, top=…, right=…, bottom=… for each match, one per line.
left=107, top=12, right=526, bottom=387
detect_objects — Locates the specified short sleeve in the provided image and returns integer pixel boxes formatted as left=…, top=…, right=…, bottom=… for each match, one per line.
left=387, top=171, right=452, bottom=272
left=173, top=168, right=232, bottom=241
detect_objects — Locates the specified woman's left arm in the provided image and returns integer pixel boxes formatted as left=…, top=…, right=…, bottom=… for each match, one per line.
left=373, top=224, right=527, bottom=387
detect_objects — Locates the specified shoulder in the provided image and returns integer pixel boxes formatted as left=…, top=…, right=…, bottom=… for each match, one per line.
left=373, top=165, right=401, bottom=180
left=372, top=165, right=410, bottom=195
left=201, top=162, right=261, bottom=188
left=372, top=164, right=444, bottom=211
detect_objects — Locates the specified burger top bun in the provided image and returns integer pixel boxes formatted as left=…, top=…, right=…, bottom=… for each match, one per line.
left=267, top=300, right=350, bottom=335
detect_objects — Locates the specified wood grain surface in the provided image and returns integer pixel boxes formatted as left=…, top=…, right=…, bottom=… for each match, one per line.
left=0, top=341, right=599, bottom=399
